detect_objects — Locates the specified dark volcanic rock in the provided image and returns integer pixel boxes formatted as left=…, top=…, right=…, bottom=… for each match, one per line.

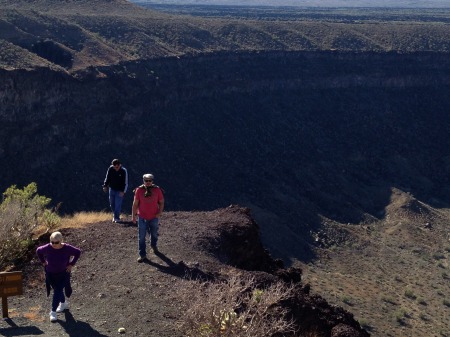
left=332, top=324, right=367, bottom=337
left=1, top=51, right=450, bottom=265
left=11, top=206, right=369, bottom=337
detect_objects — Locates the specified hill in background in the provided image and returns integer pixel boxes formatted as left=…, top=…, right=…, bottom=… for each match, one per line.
left=1, top=0, right=450, bottom=71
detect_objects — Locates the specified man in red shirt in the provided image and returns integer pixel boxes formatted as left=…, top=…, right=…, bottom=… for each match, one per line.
left=132, top=173, right=164, bottom=262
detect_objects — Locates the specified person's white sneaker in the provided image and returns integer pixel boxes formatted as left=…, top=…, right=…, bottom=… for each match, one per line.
left=49, top=311, right=57, bottom=322
left=56, top=301, right=69, bottom=312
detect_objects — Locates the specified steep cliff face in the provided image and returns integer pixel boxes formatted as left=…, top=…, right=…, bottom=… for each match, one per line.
left=1, top=50, right=450, bottom=260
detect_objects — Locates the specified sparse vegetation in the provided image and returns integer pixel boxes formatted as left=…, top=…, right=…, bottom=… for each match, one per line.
left=382, top=296, right=398, bottom=305
left=2, top=4, right=450, bottom=71
left=394, top=276, right=404, bottom=283
left=417, top=298, right=428, bottom=306
left=394, top=308, right=408, bottom=325
left=177, top=274, right=296, bottom=337
left=404, top=289, right=417, bottom=300
left=358, top=318, right=372, bottom=331
left=437, top=262, right=446, bottom=269
left=433, top=252, right=446, bottom=260
left=419, top=313, right=430, bottom=321
left=341, top=295, right=354, bottom=306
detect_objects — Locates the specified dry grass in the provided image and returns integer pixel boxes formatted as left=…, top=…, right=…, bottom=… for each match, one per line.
left=60, top=211, right=112, bottom=228
left=177, top=272, right=296, bottom=337
left=31, top=211, right=112, bottom=240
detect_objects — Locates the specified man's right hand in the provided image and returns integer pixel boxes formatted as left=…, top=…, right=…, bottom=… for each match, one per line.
left=103, top=186, right=108, bottom=193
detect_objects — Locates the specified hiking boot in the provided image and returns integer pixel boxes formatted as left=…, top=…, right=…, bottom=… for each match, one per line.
left=56, top=301, right=69, bottom=313
left=49, top=311, right=57, bottom=322
left=137, top=256, right=147, bottom=263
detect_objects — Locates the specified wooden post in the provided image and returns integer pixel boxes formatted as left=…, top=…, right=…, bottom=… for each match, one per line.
left=0, top=272, right=23, bottom=318
left=2, top=296, right=7, bottom=319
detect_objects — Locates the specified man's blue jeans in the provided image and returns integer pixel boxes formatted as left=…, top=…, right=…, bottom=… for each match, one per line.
left=109, top=188, right=123, bottom=221
left=138, top=217, right=159, bottom=257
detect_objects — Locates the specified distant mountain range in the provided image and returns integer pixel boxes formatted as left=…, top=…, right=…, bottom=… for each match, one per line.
left=130, top=0, right=450, bottom=8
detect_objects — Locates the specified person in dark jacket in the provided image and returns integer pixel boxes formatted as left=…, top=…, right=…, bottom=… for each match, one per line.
left=36, top=231, right=81, bottom=322
left=103, top=158, right=128, bottom=222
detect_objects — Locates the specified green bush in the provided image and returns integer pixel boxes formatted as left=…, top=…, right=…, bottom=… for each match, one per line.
left=0, top=182, right=60, bottom=270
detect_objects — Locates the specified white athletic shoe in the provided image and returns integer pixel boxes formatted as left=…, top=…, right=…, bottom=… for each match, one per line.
left=56, top=301, right=69, bottom=313
left=49, top=311, right=57, bottom=322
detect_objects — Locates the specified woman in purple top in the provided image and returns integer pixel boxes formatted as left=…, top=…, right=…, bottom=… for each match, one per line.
left=36, top=231, right=81, bottom=322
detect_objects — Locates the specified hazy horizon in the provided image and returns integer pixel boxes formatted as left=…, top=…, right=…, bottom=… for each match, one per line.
left=130, top=0, right=450, bottom=8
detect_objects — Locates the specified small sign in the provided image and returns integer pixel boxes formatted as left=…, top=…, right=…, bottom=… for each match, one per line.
left=0, top=272, right=23, bottom=297
left=0, top=271, right=23, bottom=318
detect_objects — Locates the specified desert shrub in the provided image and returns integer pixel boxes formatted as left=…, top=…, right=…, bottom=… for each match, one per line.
left=404, top=289, right=417, bottom=300
left=419, top=313, right=430, bottom=321
left=382, top=296, right=398, bottom=305
left=341, top=295, right=354, bottom=306
left=177, top=273, right=295, bottom=337
left=358, top=318, right=372, bottom=331
left=394, top=308, right=408, bottom=325
left=0, top=183, right=60, bottom=270
left=394, top=275, right=404, bottom=283
left=433, top=253, right=446, bottom=260
left=417, top=298, right=428, bottom=306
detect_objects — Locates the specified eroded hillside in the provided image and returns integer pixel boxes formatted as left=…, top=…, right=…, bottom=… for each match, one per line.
left=1, top=0, right=450, bottom=71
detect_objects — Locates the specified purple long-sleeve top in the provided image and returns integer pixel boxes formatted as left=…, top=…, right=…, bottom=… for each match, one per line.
left=36, top=243, right=81, bottom=273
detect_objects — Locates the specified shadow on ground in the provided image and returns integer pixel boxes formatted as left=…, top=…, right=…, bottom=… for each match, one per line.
left=58, top=311, right=109, bottom=337
left=0, top=318, right=43, bottom=336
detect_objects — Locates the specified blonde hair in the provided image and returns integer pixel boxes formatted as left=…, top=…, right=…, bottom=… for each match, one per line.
left=50, top=231, right=63, bottom=242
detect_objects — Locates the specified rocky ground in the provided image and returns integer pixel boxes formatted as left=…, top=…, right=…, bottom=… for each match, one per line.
left=0, top=206, right=368, bottom=337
